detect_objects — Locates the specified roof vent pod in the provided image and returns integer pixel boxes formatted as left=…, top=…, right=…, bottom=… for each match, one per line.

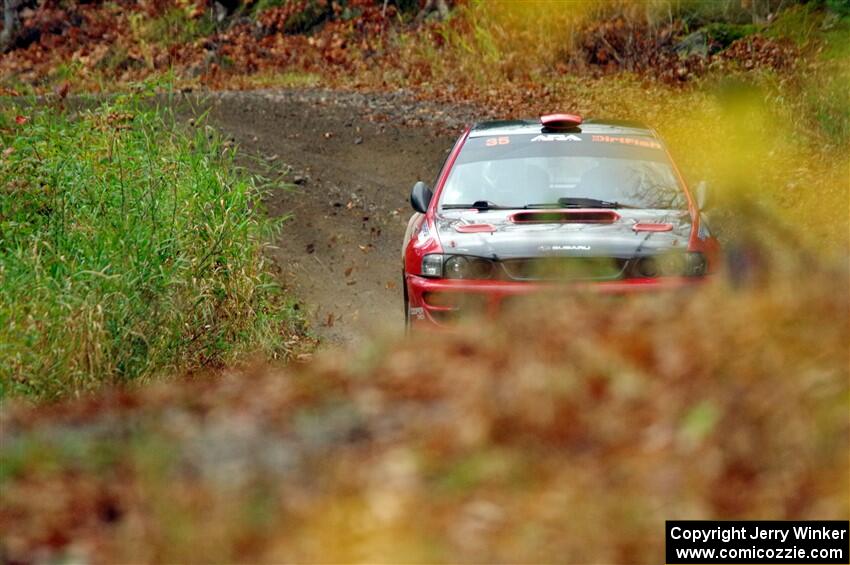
left=540, top=113, right=583, bottom=131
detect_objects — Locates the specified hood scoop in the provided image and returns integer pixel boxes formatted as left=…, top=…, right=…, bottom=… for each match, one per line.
left=509, top=209, right=620, bottom=224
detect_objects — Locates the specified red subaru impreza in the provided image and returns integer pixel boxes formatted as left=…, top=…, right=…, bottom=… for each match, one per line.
left=402, top=114, right=720, bottom=328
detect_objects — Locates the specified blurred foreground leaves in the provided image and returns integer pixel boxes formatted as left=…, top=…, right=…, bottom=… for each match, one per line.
left=2, top=257, right=847, bottom=562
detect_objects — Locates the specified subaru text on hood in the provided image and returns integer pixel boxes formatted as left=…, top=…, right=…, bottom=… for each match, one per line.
left=401, top=114, right=720, bottom=328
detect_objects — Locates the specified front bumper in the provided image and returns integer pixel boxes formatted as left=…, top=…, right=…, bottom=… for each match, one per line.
left=406, top=274, right=708, bottom=327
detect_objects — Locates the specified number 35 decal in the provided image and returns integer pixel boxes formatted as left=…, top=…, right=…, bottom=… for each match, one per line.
left=485, top=136, right=510, bottom=147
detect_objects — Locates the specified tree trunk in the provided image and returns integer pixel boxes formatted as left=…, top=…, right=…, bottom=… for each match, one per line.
left=415, top=0, right=450, bottom=23
left=1, top=0, right=20, bottom=50
left=741, top=0, right=766, bottom=25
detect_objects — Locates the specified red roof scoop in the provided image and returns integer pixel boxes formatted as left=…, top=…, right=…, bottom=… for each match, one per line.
left=540, top=113, right=583, bottom=130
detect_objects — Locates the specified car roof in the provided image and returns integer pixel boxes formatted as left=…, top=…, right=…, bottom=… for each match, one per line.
left=468, top=118, right=655, bottom=138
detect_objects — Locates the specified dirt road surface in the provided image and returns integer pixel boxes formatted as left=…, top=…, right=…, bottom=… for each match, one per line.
left=176, top=90, right=472, bottom=344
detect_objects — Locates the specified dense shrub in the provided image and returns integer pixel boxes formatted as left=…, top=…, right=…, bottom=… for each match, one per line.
left=826, top=0, right=850, bottom=16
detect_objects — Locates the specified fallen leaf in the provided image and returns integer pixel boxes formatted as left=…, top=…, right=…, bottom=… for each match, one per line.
left=54, top=81, right=70, bottom=99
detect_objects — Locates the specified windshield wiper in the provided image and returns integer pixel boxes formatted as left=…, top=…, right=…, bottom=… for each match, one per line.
left=443, top=198, right=641, bottom=211
left=526, top=197, right=640, bottom=209
left=442, top=200, right=525, bottom=211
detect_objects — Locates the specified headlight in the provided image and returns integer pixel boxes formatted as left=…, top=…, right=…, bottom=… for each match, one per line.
left=634, top=252, right=706, bottom=278
left=635, top=256, right=660, bottom=278
left=684, top=252, right=707, bottom=276
left=420, top=254, right=495, bottom=279
left=444, top=255, right=495, bottom=279
left=421, top=254, right=444, bottom=277
left=657, top=252, right=687, bottom=276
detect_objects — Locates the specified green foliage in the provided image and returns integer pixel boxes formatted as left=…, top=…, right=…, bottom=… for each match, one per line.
left=283, top=0, right=330, bottom=34
left=805, top=71, right=850, bottom=144
left=134, top=7, right=216, bottom=47
left=704, top=22, right=760, bottom=47
left=819, top=12, right=850, bottom=60
left=670, top=0, right=758, bottom=26
left=766, top=3, right=827, bottom=45
left=388, top=0, right=421, bottom=17
left=251, top=0, right=288, bottom=14
left=241, top=70, right=321, bottom=88
left=0, top=94, right=300, bottom=400
left=826, top=0, right=850, bottom=16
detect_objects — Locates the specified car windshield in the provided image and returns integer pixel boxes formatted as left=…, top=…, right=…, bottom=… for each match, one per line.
left=440, top=132, right=687, bottom=210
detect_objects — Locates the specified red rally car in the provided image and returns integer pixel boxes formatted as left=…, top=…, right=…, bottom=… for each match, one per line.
left=402, top=114, right=721, bottom=328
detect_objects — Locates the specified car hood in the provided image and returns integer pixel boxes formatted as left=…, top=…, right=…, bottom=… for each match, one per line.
left=434, top=209, right=693, bottom=259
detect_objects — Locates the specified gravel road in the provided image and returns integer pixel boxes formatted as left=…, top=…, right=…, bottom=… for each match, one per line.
left=175, top=89, right=472, bottom=344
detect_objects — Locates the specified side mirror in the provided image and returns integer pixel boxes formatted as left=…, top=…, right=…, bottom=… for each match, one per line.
left=410, top=181, right=433, bottom=214
left=695, top=180, right=710, bottom=210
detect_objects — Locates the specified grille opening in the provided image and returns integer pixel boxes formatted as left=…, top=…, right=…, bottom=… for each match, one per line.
left=429, top=309, right=461, bottom=325
left=422, top=292, right=489, bottom=315
left=423, top=293, right=489, bottom=326
left=501, top=257, right=626, bottom=281
left=422, top=291, right=459, bottom=309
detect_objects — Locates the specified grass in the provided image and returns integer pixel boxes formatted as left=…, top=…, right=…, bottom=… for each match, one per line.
left=130, top=6, right=217, bottom=48
left=0, top=90, right=303, bottom=400
left=765, top=6, right=850, bottom=146
left=233, top=70, right=322, bottom=89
